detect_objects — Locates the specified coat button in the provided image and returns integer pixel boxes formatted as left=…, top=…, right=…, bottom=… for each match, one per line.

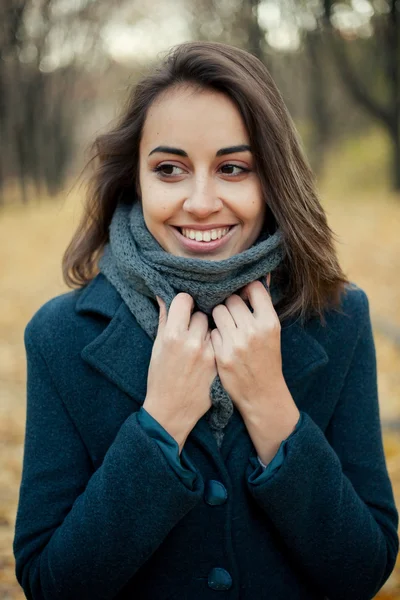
left=208, top=567, right=232, bottom=590
left=204, top=480, right=228, bottom=506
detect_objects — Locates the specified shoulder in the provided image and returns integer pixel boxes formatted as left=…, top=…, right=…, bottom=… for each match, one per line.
left=304, top=281, right=370, bottom=331
left=24, top=284, right=101, bottom=359
left=306, top=281, right=373, bottom=363
left=337, top=281, right=372, bottom=335
left=337, top=281, right=369, bottom=321
left=25, top=288, right=80, bottom=336
left=320, top=281, right=371, bottom=342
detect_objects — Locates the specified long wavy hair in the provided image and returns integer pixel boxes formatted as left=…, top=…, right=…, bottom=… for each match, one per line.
left=62, top=40, right=349, bottom=325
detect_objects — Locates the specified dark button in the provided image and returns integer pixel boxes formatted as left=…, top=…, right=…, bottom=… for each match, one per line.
left=204, top=480, right=228, bottom=506
left=208, top=567, right=232, bottom=591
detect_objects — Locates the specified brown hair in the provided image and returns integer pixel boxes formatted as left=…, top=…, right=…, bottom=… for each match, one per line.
left=63, top=40, right=349, bottom=325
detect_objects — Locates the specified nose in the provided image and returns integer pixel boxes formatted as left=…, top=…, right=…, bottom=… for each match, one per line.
left=182, top=174, right=223, bottom=218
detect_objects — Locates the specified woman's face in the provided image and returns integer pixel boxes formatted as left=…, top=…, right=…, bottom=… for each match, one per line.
left=138, top=86, right=266, bottom=260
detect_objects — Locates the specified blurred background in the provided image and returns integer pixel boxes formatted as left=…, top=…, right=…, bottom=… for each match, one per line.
left=1, top=0, right=400, bottom=597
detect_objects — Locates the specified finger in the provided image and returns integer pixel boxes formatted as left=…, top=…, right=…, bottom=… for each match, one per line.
left=266, top=272, right=271, bottom=292
left=188, top=311, right=209, bottom=339
left=167, top=293, right=195, bottom=332
left=155, top=296, right=167, bottom=332
left=224, top=293, right=254, bottom=326
left=237, top=287, right=253, bottom=314
left=212, top=304, right=236, bottom=339
left=242, top=280, right=272, bottom=320
left=210, top=327, right=223, bottom=352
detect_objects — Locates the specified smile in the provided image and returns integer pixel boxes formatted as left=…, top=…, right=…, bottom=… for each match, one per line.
left=180, top=227, right=231, bottom=242
left=171, top=225, right=237, bottom=253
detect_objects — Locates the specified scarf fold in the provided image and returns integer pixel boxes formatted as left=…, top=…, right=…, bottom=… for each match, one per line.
left=99, top=200, right=286, bottom=448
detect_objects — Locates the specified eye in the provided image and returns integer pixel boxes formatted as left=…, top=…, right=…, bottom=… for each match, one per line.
left=153, top=164, right=186, bottom=177
left=219, top=164, right=251, bottom=176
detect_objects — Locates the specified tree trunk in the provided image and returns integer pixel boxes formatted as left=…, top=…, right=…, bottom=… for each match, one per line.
left=323, top=0, right=400, bottom=192
left=389, top=119, right=400, bottom=191
left=304, top=29, right=331, bottom=176
left=245, top=0, right=264, bottom=61
left=387, top=0, right=400, bottom=190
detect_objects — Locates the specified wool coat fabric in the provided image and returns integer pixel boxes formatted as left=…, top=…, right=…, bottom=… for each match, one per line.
left=13, top=273, right=399, bottom=600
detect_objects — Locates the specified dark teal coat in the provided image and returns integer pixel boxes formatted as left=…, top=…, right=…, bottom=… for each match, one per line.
left=13, top=273, right=399, bottom=599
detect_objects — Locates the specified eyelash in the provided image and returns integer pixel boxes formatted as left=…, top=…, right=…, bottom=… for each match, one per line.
left=152, top=163, right=251, bottom=178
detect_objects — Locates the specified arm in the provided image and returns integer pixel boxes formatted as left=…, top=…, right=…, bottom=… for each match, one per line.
left=137, top=406, right=198, bottom=488
left=13, top=322, right=204, bottom=600
left=245, top=290, right=399, bottom=600
left=139, top=403, right=300, bottom=484
left=250, top=412, right=303, bottom=480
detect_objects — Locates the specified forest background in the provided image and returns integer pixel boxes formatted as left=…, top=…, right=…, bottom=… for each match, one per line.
left=1, top=0, right=400, bottom=597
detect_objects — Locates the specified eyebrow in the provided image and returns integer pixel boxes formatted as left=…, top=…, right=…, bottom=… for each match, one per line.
left=148, top=144, right=251, bottom=157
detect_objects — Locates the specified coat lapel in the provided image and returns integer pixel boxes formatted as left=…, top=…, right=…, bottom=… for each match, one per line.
left=77, top=274, right=329, bottom=454
left=77, top=275, right=153, bottom=404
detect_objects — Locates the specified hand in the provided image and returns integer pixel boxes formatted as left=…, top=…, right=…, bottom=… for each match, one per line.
left=211, top=273, right=300, bottom=463
left=144, top=293, right=217, bottom=453
left=211, top=272, right=297, bottom=411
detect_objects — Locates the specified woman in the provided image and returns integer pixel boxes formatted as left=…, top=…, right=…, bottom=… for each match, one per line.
left=13, top=41, right=398, bottom=599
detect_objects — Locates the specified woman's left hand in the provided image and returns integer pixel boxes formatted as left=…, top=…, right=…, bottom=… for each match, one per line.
left=211, top=273, right=300, bottom=462
left=211, top=273, right=284, bottom=410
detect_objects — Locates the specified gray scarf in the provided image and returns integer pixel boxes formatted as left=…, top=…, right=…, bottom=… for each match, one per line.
left=99, top=200, right=286, bottom=448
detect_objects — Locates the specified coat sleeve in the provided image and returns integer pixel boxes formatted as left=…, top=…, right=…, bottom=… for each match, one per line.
left=245, top=289, right=399, bottom=600
left=138, top=405, right=302, bottom=486
left=13, top=321, right=204, bottom=600
left=137, top=406, right=198, bottom=488
left=249, top=412, right=303, bottom=481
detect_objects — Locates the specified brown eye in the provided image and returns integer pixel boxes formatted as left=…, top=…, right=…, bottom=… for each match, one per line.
left=220, top=164, right=250, bottom=176
left=154, top=164, right=185, bottom=177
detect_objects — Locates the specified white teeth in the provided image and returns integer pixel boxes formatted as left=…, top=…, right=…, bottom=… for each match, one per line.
left=181, top=227, right=231, bottom=242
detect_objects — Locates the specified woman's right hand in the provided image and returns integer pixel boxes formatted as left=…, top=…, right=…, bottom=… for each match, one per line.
left=143, top=293, right=217, bottom=453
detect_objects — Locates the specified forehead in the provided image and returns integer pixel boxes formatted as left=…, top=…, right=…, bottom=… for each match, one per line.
left=140, top=86, right=250, bottom=152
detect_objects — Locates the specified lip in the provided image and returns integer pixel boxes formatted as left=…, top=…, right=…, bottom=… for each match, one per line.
left=170, top=225, right=238, bottom=254
left=173, top=224, right=236, bottom=231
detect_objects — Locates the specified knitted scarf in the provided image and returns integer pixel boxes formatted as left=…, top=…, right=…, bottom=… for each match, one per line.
left=98, top=200, right=286, bottom=448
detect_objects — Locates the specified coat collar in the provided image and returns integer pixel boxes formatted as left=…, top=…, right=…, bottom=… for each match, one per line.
left=76, top=274, right=329, bottom=455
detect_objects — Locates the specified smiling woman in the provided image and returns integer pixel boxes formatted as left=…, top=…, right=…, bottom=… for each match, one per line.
left=139, top=87, right=265, bottom=259
left=13, top=41, right=399, bottom=600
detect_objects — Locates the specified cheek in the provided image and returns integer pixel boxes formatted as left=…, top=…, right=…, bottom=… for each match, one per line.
left=142, top=200, right=168, bottom=226
left=139, top=169, right=160, bottom=199
left=141, top=172, right=183, bottom=206
left=141, top=193, right=180, bottom=232
left=139, top=175, right=171, bottom=222
left=250, top=182, right=266, bottom=219
left=252, top=200, right=266, bottom=222
left=236, top=184, right=265, bottom=226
